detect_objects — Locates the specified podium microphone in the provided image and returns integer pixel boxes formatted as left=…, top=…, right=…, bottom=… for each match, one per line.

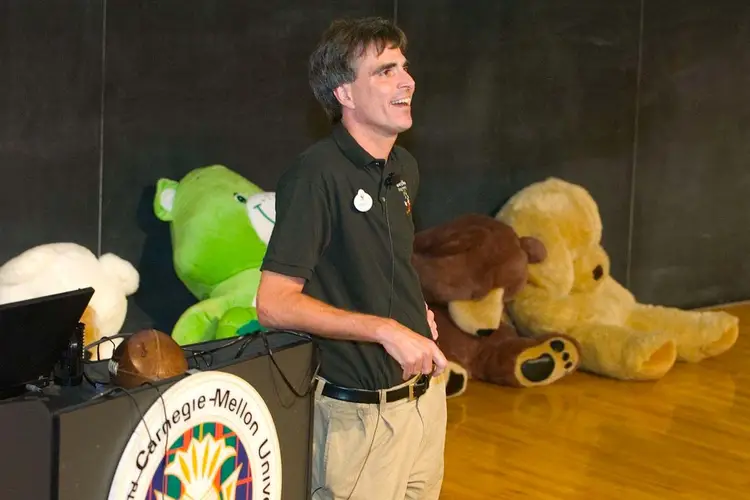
left=53, top=322, right=85, bottom=387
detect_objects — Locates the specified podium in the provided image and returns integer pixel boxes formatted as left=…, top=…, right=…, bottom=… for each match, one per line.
left=0, top=331, right=316, bottom=500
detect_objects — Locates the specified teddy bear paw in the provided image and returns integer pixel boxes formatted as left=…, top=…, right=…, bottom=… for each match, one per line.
left=515, top=335, right=580, bottom=387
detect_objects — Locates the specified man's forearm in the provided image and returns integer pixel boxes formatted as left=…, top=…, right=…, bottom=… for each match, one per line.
left=257, top=289, right=389, bottom=344
left=256, top=271, right=447, bottom=379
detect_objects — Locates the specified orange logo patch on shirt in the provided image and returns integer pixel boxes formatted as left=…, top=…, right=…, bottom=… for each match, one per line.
left=396, top=180, right=411, bottom=215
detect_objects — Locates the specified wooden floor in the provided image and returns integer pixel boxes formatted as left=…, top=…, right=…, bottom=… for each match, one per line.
left=440, top=302, right=750, bottom=499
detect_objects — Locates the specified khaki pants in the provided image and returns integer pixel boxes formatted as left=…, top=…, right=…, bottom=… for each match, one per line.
left=311, top=375, right=447, bottom=500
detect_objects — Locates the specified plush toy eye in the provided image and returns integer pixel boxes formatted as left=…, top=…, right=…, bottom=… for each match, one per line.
left=234, top=193, right=247, bottom=204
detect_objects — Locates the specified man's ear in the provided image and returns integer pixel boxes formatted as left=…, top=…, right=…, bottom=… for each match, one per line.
left=153, top=178, right=179, bottom=221
left=333, top=83, right=355, bottom=110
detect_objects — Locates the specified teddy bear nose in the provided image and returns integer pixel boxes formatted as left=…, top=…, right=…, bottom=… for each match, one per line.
left=593, top=265, right=604, bottom=281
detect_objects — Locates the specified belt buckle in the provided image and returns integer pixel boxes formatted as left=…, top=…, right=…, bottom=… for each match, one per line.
left=408, top=375, right=428, bottom=401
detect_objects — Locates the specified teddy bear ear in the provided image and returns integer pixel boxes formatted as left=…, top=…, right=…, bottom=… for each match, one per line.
left=154, top=178, right=179, bottom=221
left=519, top=236, right=547, bottom=263
left=98, top=253, right=140, bottom=296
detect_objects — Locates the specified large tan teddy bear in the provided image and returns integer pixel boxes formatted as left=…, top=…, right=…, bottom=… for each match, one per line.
left=495, top=177, right=739, bottom=380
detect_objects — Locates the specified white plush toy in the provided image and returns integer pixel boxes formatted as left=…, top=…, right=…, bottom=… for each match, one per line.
left=0, top=242, right=139, bottom=360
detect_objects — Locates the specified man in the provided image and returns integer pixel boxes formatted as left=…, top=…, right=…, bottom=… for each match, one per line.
left=256, top=17, right=448, bottom=500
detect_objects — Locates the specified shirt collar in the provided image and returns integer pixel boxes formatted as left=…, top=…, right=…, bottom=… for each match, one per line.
left=332, top=121, right=394, bottom=169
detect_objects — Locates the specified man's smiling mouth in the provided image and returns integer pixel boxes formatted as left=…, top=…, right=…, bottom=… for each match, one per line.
left=391, top=97, right=412, bottom=106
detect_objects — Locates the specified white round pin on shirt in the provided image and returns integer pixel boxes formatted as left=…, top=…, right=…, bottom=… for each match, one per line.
left=353, top=189, right=373, bottom=212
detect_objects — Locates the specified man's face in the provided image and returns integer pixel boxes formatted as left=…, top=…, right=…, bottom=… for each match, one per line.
left=343, top=44, right=415, bottom=136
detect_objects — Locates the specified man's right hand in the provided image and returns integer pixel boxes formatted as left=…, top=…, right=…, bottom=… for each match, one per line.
left=375, top=319, right=448, bottom=380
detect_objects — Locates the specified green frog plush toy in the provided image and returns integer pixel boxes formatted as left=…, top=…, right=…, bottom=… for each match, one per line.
left=154, top=164, right=275, bottom=345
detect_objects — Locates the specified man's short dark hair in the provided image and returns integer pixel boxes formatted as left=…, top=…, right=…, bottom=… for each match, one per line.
left=309, top=17, right=408, bottom=122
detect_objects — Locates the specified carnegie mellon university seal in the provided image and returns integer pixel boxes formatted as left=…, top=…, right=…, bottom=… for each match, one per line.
left=108, top=371, right=282, bottom=500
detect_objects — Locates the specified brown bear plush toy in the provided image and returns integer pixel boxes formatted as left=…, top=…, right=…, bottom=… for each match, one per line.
left=413, top=214, right=582, bottom=397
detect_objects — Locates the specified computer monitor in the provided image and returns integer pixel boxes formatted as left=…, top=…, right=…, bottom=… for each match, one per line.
left=0, top=287, right=94, bottom=398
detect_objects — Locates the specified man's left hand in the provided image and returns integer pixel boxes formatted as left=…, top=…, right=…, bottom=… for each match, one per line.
left=425, top=303, right=438, bottom=340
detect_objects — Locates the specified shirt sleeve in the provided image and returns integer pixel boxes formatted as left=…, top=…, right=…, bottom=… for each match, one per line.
left=261, top=159, right=332, bottom=281
left=411, top=159, right=420, bottom=203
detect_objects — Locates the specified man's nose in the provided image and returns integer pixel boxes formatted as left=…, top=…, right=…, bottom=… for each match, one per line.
left=400, top=70, right=415, bottom=90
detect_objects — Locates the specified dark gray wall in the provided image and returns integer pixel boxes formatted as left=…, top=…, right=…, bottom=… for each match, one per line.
left=629, top=1, right=750, bottom=307
left=1, top=0, right=748, bottom=337
left=0, top=1, right=103, bottom=260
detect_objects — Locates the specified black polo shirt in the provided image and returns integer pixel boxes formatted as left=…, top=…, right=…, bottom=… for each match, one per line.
left=261, top=123, right=432, bottom=390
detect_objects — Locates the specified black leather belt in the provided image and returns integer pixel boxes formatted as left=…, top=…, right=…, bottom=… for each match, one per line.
left=318, top=374, right=431, bottom=404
